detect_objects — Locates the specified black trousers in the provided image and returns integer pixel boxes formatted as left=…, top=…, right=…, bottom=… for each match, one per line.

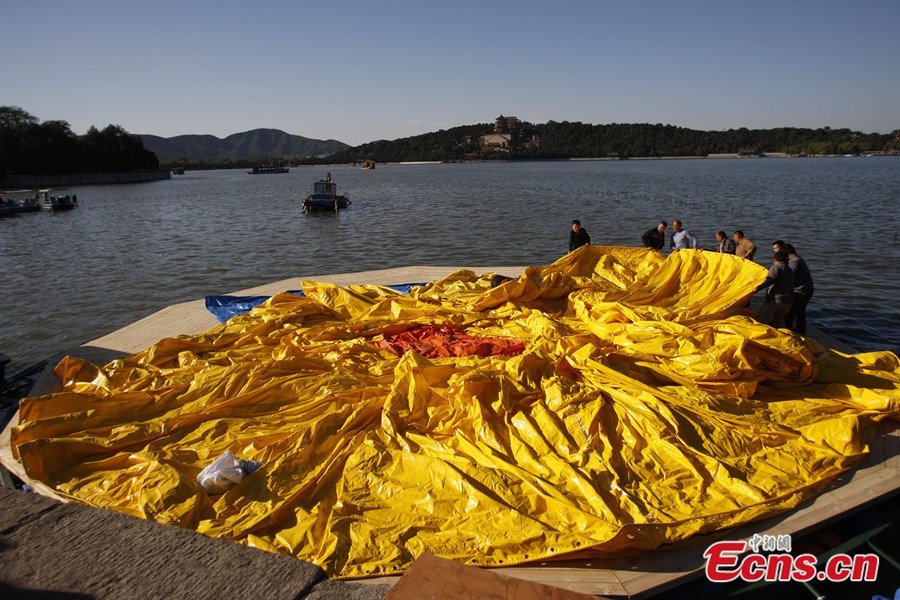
left=785, top=291, right=813, bottom=334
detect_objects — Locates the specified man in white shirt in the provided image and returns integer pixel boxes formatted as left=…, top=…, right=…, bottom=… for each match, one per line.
left=670, top=220, right=699, bottom=251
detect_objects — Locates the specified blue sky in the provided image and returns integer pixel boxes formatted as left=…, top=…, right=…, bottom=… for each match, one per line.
left=3, top=0, right=898, bottom=145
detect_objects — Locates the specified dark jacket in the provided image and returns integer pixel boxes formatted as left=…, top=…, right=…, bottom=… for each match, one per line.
left=717, top=238, right=736, bottom=254
left=757, top=261, right=795, bottom=304
left=569, top=228, right=590, bottom=251
left=789, top=255, right=814, bottom=296
left=642, top=227, right=665, bottom=250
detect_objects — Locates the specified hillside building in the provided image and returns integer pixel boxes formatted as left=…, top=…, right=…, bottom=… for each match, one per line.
left=479, top=115, right=534, bottom=154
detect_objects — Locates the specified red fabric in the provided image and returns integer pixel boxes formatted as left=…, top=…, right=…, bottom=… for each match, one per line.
left=374, top=325, right=525, bottom=358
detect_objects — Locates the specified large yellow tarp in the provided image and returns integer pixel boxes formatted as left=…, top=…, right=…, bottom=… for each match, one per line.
left=11, top=246, right=900, bottom=578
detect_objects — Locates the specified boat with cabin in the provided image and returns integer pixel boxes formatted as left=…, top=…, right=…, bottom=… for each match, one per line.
left=301, top=173, right=351, bottom=213
left=37, top=189, right=78, bottom=211
left=1, top=190, right=42, bottom=214
left=247, top=165, right=289, bottom=174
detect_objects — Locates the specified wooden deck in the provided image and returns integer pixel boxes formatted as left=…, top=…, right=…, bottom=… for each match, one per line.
left=2, top=265, right=898, bottom=598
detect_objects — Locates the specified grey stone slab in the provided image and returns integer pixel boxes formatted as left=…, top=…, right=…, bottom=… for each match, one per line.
left=0, top=486, right=58, bottom=532
left=306, top=580, right=392, bottom=600
left=0, top=486, right=323, bottom=600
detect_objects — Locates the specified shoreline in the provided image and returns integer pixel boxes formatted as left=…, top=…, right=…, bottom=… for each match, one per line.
left=0, top=169, right=171, bottom=188
left=386, top=153, right=899, bottom=166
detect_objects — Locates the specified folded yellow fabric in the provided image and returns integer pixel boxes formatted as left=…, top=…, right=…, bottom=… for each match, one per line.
left=11, top=246, right=900, bottom=578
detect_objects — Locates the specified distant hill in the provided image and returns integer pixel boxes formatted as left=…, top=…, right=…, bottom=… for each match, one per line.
left=140, top=128, right=350, bottom=160
left=331, top=121, right=900, bottom=163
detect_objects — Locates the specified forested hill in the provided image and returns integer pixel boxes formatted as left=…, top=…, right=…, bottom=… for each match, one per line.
left=331, top=121, right=900, bottom=163
left=140, top=128, right=350, bottom=160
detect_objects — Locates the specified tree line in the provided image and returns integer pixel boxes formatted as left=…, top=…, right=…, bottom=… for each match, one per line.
left=164, top=156, right=332, bottom=171
left=3, top=105, right=898, bottom=175
left=332, top=121, right=900, bottom=163
left=0, top=106, right=159, bottom=176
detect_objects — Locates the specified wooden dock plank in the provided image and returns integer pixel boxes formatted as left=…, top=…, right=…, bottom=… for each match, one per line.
left=882, top=422, right=900, bottom=470
left=387, top=553, right=605, bottom=600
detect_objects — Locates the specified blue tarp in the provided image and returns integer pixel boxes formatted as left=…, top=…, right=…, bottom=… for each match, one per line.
left=205, top=283, right=426, bottom=323
left=205, top=291, right=303, bottom=323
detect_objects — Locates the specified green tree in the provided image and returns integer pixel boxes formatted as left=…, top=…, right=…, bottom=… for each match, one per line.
left=0, top=106, right=40, bottom=174
left=38, top=120, right=80, bottom=173
left=1, top=106, right=159, bottom=176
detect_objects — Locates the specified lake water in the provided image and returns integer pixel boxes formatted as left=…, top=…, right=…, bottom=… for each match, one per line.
left=2, top=157, right=899, bottom=375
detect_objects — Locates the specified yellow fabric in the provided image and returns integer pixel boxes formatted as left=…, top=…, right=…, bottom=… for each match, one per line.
left=11, top=246, right=900, bottom=578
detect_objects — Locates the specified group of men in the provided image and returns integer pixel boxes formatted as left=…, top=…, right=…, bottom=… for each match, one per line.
left=640, top=220, right=758, bottom=260
left=569, top=219, right=815, bottom=335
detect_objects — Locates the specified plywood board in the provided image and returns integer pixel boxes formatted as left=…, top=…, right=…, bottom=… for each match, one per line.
left=386, top=553, right=605, bottom=600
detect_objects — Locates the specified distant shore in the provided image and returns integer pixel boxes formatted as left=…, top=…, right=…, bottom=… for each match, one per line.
left=390, top=153, right=898, bottom=165
left=560, top=152, right=898, bottom=161
left=0, top=169, right=171, bottom=188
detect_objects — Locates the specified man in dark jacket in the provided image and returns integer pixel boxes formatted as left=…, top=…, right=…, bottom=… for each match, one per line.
left=715, top=230, right=736, bottom=254
left=783, top=243, right=814, bottom=334
left=641, top=221, right=667, bottom=250
left=755, top=252, right=794, bottom=328
left=569, top=220, right=591, bottom=252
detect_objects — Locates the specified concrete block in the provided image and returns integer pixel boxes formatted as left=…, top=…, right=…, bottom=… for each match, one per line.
left=0, top=486, right=322, bottom=599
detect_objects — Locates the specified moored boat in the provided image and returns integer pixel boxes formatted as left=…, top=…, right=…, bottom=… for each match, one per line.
left=247, top=165, right=289, bottom=174
left=301, top=173, right=351, bottom=213
left=37, top=188, right=78, bottom=211
left=1, top=190, right=42, bottom=214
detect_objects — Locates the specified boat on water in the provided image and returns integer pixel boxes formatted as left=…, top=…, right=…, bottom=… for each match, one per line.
left=247, top=165, right=289, bottom=174
left=361, top=159, right=375, bottom=170
left=37, top=188, right=78, bottom=211
left=301, top=173, right=351, bottom=213
left=0, top=190, right=42, bottom=214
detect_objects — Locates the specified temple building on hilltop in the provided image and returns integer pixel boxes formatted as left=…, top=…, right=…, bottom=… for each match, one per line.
left=476, top=115, right=539, bottom=157
left=480, top=115, right=518, bottom=153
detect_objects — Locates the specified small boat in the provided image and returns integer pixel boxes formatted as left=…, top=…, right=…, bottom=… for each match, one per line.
left=248, top=165, right=290, bottom=174
left=171, top=167, right=185, bottom=175
left=301, top=174, right=351, bottom=213
left=37, top=188, right=78, bottom=211
left=1, top=190, right=42, bottom=214
left=362, top=159, right=376, bottom=170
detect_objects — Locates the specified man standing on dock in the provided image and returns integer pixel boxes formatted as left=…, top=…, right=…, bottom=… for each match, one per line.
left=715, top=230, right=736, bottom=254
left=734, top=230, right=756, bottom=260
left=569, top=220, right=591, bottom=252
left=783, top=243, right=814, bottom=334
left=642, top=221, right=667, bottom=250
left=671, top=220, right=698, bottom=251
left=755, top=252, right=794, bottom=328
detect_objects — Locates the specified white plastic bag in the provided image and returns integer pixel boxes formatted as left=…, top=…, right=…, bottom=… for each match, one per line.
left=197, top=450, right=264, bottom=495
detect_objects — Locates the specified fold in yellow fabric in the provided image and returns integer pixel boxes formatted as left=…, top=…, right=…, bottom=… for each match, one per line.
left=11, top=246, right=900, bottom=578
